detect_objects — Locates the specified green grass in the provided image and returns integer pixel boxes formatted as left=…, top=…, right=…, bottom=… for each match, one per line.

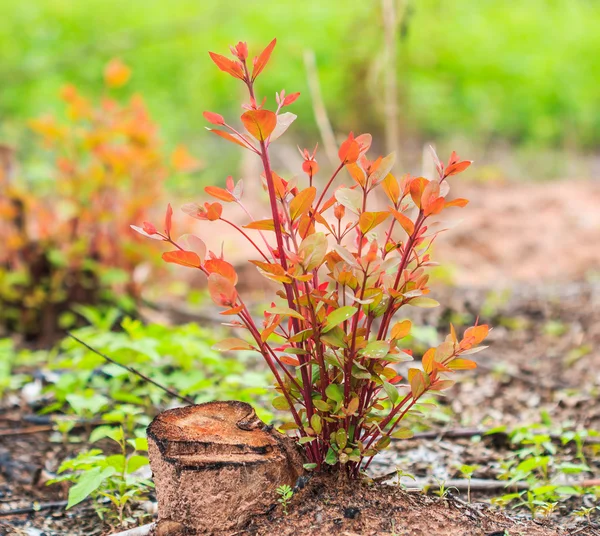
left=1, top=0, right=599, bottom=160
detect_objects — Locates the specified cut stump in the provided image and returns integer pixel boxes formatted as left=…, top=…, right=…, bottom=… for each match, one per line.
left=147, top=401, right=304, bottom=535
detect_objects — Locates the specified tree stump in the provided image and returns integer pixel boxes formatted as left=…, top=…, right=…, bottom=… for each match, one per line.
left=147, top=401, right=304, bottom=535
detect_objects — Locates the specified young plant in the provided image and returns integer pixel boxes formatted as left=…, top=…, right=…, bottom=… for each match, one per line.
left=50, top=426, right=152, bottom=527
left=133, top=39, right=489, bottom=476
left=276, top=484, right=294, bottom=515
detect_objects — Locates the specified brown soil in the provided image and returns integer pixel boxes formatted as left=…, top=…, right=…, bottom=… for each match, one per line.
left=242, top=474, right=561, bottom=536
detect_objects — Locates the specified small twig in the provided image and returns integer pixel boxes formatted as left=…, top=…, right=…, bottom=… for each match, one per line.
left=0, top=425, right=53, bottom=436
left=0, top=500, right=68, bottom=516
left=303, top=49, right=338, bottom=167
left=106, top=523, right=156, bottom=536
left=67, top=332, right=194, bottom=405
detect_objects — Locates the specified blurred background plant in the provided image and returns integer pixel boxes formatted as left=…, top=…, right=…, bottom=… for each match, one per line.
left=0, top=60, right=200, bottom=343
left=2, top=0, right=600, bottom=183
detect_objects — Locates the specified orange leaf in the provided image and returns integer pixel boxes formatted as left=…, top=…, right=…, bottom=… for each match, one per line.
left=382, top=174, right=400, bottom=204
left=358, top=211, right=389, bottom=234
left=445, top=198, right=469, bottom=208
left=408, top=368, right=427, bottom=399
left=289, top=186, right=316, bottom=221
left=244, top=219, right=275, bottom=231
left=208, top=129, right=251, bottom=149
left=409, top=177, right=429, bottom=208
left=241, top=110, right=277, bottom=141
left=462, top=325, right=489, bottom=348
left=346, top=163, right=366, bottom=187
left=252, top=38, right=277, bottom=80
left=280, top=355, right=300, bottom=366
left=389, top=207, right=415, bottom=235
left=391, top=319, right=411, bottom=340
left=205, top=259, right=238, bottom=285
left=162, top=250, right=201, bottom=268
left=208, top=52, right=245, bottom=79
left=104, top=58, right=131, bottom=88
left=171, top=145, right=201, bottom=172
left=449, top=358, right=477, bottom=370
left=205, top=202, right=223, bottom=221
left=220, top=305, right=244, bottom=316
left=205, top=185, right=235, bottom=202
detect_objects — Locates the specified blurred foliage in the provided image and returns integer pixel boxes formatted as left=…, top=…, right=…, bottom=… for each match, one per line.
left=0, top=65, right=199, bottom=341
left=1, top=0, right=599, bottom=173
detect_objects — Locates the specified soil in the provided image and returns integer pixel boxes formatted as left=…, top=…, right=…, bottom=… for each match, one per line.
left=1, top=178, right=599, bottom=535
left=243, top=474, right=561, bottom=536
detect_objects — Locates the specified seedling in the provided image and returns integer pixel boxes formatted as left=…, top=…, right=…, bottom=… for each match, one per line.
left=134, top=38, right=488, bottom=475
left=457, top=464, right=480, bottom=503
left=276, top=484, right=294, bottom=515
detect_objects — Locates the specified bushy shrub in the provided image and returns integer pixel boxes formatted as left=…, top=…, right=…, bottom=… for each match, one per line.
left=134, top=39, right=488, bottom=475
left=0, top=61, right=199, bottom=341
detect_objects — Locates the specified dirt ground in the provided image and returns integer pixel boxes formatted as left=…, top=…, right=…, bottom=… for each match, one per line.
left=1, top=178, right=599, bottom=535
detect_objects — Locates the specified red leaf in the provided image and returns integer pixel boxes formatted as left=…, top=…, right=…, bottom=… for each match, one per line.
left=252, top=38, right=277, bottom=80
left=283, top=92, right=300, bottom=106
left=338, top=133, right=360, bottom=164
left=203, top=111, right=225, bottom=125
left=208, top=273, right=237, bottom=307
left=445, top=160, right=472, bottom=177
left=241, top=110, right=277, bottom=141
left=162, top=250, right=201, bottom=268
left=208, top=52, right=245, bottom=80
left=205, top=185, right=235, bottom=202
left=164, top=204, right=173, bottom=236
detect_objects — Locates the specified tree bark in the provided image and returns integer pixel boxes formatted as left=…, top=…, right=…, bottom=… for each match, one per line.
left=147, top=401, right=304, bottom=535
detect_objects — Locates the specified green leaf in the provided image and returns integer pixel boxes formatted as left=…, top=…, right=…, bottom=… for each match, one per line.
left=298, top=436, right=316, bottom=444
left=310, top=414, right=323, bottom=434
left=368, top=151, right=396, bottom=185
left=383, top=381, right=399, bottom=404
left=126, top=455, right=149, bottom=474
left=325, top=448, right=338, bottom=465
left=267, top=306, right=305, bottom=320
left=335, top=188, right=363, bottom=214
left=325, top=383, right=344, bottom=403
left=320, top=326, right=348, bottom=348
left=391, top=427, right=414, bottom=439
left=313, top=399, right=331, bottom=412
left=335, top=429, right=347, bottom=449
left=272, top=396, right=291, bottom=410
left=303, top=463, right=318, bottom=471
left=408, top=297, right=440, bottom=308
left=298, top=233, right=328, bottom=271
left=362, top=341, right=390, bottom=359
left=323, top=306, right=358, bottom=333
left=66, top=466, right=116, bottom=509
